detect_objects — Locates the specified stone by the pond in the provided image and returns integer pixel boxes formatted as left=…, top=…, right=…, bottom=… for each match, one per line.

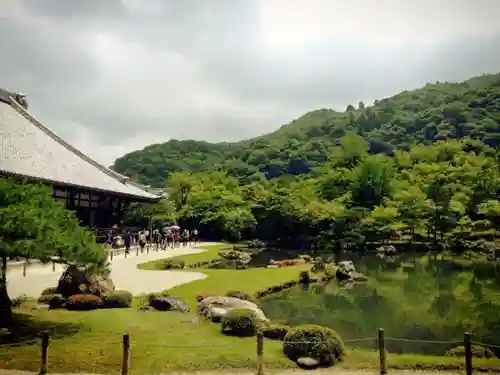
left=197, top=296, right=268, bottom=322
left=297, top=357, right=320, bottom=368
left=150, top=296, right=190, bottom=312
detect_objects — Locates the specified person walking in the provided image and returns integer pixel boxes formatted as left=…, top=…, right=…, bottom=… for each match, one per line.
left=124, top=229, right=132, bottom=256
left=138, top=231, right=147, bottom=253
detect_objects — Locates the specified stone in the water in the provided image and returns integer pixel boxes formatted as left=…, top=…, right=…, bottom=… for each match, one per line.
left=297, top=357, right=320, bottom=368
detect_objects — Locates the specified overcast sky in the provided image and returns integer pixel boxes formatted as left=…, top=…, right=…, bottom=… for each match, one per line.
left=0, top=0, right=499, bottom=166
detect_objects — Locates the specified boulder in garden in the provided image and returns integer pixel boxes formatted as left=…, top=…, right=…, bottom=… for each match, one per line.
left=150, top=296, right=190, bottom=312
left=56, top=265, right=115, bottom=298
left=197, top=296, right=268, bottom=323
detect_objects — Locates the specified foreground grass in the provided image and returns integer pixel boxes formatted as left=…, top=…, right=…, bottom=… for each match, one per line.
left=2, top=245, right=500, bottom=373
left=2, top=306, right=500, bottom=374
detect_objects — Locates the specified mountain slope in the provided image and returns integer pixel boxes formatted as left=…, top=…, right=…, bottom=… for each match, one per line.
left=112, top=73, right=500, bottom=187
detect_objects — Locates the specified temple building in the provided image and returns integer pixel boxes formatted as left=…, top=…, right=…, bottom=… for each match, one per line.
left=0, top=88, right=160, bottom=230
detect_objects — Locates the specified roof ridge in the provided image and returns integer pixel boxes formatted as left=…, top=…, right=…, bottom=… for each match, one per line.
left=7, top=97, right=153, bottom=193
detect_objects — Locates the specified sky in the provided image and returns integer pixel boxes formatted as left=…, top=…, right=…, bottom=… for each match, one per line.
left=0, top=0, right=499, bottom=166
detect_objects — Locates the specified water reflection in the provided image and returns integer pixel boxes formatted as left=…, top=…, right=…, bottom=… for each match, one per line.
left=260, top=253, right=500, bottom=355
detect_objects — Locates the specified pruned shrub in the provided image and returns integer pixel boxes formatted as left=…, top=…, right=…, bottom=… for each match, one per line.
left=221, top=308, right=258, bottom=337
left=102, top=290, right=133, bottom=308
left=48, top=294, right=65, bottom=309
left=37, top=294, right=57, bottom=305
left=66, top=294, right=103, bottom=311
left=445, top=345, right=495, bottom=358
left=283, top=324, right=345, bottom=367
left=299, top=271, right=311, bottom=284
left=41, top=287, right=58, bottom=296
left=226, top=290, right=254, bottom=302
left=161, top=259, right=185, bottom=269
left=261, top=323, right=290, bottom=340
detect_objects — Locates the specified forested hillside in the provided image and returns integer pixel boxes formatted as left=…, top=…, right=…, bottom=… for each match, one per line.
left=112, top=73, right=500, bottom=187
left=128, top=136, right=500, bottom=253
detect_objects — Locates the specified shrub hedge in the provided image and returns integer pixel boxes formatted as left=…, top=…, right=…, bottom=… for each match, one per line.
left=161, top=259, right=185, bottom=269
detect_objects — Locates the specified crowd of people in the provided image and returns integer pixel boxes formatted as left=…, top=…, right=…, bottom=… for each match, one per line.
left=104, top=226, right=199, bottom=255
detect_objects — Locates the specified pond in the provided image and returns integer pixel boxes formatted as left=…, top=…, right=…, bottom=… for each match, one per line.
left=260, top=253, right=500, bottom=356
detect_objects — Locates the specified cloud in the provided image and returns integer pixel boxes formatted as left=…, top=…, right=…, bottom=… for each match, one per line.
left=0, top=0, right=499, bottom=165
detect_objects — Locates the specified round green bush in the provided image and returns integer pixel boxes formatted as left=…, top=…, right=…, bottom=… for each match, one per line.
left=102, top=290, right=133, bottom=308
left=261, top=323, right=290, bottom=340
left=38, top=293, right=63, bottom=306
left=445, top=345, right=495, bottom=358
left=299, top=271, right=311, bottom=284
left=283, top=324, right=345, bottom=367
left=41, top=287, right=58, bottom=296
left=221, top=308, right=258, bottom=337
left=66, top=294, right=103, bottom=311
left=48, top=294, right=65, bottom=309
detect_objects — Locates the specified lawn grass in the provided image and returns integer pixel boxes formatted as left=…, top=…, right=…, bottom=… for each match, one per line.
left=2, top=244, right=500, bottom=373
left=137, top=243, right=231, bottom=270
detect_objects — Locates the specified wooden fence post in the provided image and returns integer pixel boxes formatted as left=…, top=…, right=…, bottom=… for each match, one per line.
left=378, top=328, right=387, bottom=375
left=39, top=331, right=49, bottom=375
left=121, top=333, right=130, bottom=375
left=22, top=262, right=27, bottom=277
left=464, top=332, right=472, bottom=375
left=256, top=332, right=264, bottom=375
left=52, top=262, right=55, bottom=272
left=110, top=251, right=114, bottom=261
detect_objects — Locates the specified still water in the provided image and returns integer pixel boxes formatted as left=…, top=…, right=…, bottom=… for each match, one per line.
left=260, top=254, right=500, bottom=355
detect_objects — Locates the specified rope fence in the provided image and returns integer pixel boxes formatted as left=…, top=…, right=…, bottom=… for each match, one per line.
left=1, top=329, right=495, bottom=375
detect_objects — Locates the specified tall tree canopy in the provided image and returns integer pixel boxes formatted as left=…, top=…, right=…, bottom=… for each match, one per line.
left=140, top=137, right=500, bottom=256
left=0, top=179, right=107, bottom=327
left=112, top=73, right=500, bottom=186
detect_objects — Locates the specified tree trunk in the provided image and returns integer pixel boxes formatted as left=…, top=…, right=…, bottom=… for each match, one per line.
left=0, top=254, right=12, bottom=327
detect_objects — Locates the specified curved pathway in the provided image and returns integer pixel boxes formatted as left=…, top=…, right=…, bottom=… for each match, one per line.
left=6, top=243, right=218, bottom=298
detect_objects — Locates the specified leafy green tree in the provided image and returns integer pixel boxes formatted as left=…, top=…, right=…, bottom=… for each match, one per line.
left=0, top=178, right=107, bottom=327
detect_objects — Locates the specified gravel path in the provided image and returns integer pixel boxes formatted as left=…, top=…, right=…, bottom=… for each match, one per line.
left=6, top=243, right=219, bottom=298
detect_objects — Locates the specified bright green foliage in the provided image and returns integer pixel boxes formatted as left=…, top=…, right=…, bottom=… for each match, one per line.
left=139, top=137, right=500, bottom=252
left=112, top=73, right=500, bottom=185
left=0, top=179, right=107, bottom=267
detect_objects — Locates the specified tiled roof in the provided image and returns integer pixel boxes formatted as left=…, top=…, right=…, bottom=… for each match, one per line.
left=0, top=93, right=160, bottom=201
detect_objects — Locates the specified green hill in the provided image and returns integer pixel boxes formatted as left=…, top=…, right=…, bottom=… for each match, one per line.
left=112, top=73, right=500, bottom=187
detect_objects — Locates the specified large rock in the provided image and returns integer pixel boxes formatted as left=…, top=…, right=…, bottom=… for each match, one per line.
left=197, top=296, right=268, bottom=323
left=150, top=296, right=190, bottom=312
left=56, top=265, right=115, bottom=298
